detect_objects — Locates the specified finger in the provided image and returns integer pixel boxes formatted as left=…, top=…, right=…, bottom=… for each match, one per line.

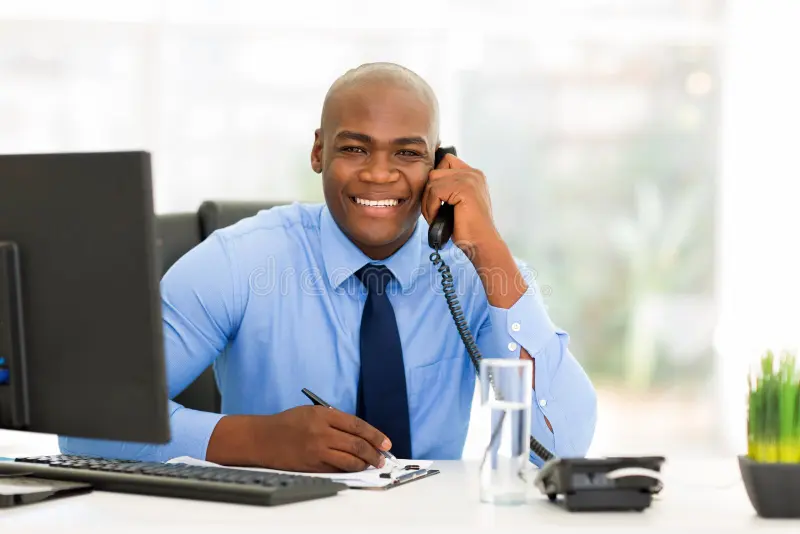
left=427, top=168, right=460, bottom=182
left=425, top=180, right=458, bottom=224
left=438, top=153, right=471, bottom=170
left=326, top=410, right=391, bottom=451
left=321, top=448, right=370, bottom=473
left=327, top=428, right=385, bottom=469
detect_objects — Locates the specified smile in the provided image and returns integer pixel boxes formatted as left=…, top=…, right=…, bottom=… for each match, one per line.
left=350, top=197, right=405, bottom=208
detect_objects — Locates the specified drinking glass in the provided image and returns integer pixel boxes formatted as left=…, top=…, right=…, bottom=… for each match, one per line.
left=478, top=358, right=532, bottom=505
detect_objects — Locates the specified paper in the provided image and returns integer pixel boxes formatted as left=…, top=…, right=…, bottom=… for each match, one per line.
left=166, top=456, right=434, bottom=488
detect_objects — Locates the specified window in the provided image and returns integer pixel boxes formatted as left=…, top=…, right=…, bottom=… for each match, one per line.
left=0, top=0, right=727, bottom=459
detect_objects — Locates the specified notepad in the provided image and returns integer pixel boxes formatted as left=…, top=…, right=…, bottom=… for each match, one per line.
left=166, top=456, right=434, bottom=488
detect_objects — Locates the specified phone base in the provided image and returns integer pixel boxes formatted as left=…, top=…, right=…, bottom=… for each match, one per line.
left=545, top=487, right=653, bottom=512
left=534, top=456, right=665, bottom=512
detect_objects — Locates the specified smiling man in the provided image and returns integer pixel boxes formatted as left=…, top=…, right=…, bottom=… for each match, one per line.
left=59, top=62, right=597, bottom=472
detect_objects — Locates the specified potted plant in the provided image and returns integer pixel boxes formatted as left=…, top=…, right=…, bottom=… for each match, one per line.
left=739, top=348, right=800, bottom=518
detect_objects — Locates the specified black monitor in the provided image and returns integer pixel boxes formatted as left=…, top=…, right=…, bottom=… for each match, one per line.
left=0, top=151, right=169, bottom=444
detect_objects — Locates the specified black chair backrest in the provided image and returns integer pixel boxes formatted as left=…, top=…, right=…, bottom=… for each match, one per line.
left=153, top=212, right=219, bottom=414
left=155, top=201, right=286, bottom=415
left=153, top=212, right=201, bottom=275
left=198, top=200, right=284, bottom=239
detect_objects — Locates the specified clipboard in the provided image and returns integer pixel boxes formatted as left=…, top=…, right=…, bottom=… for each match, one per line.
left=349, top=468, right=441, bottom=491
left=163, top=455, right=438, bottom=490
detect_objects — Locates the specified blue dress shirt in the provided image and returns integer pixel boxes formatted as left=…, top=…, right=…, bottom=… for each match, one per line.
left=60, top=203, right=597, bottom=466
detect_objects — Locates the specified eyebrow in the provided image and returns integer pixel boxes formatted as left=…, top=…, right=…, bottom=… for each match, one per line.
left=334, top=131, right=427, bottom=147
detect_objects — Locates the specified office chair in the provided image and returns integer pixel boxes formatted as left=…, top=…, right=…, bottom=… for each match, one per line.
left=154, top=212, right=202, bottom=272
left=160, top=201, right=287, bottom=414
left=198, top=200, right=285, bottom=239
left=153, top=212, right=221, bottom=414
left=152, top=202, right=285, bottom=415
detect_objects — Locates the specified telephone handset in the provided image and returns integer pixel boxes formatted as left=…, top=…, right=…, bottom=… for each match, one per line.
left=428, top=146, right=555, bottom=464
left=427, top=146, right=457, bottom=250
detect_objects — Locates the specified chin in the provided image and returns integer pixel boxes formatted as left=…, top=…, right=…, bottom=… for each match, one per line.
left=352, top=229, right=405, bottom=249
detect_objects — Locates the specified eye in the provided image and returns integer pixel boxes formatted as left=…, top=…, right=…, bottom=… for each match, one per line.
left=398, top=150, right=423, bottom=158
left=340, top=146, right=366, bottom=154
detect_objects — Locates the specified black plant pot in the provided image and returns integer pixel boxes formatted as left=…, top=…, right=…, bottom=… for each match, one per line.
left=739, top=455, right=800, bottom=518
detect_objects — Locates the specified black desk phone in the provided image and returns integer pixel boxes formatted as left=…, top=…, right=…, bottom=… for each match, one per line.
left=428, top=146, right=665, bottom=512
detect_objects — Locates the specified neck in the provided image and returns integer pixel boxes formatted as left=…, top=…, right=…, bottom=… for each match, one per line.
left=356, top=225, right=416, bottom=260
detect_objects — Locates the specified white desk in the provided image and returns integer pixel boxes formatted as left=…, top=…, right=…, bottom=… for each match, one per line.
left=1, top=451, right=798, bottom=534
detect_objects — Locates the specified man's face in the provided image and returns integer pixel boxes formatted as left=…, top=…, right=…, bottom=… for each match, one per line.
left=311, top=82, right=437, bottom=259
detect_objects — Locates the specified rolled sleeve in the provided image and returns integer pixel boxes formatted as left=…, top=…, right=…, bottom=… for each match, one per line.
left=480, top=290, right=597, bottom=467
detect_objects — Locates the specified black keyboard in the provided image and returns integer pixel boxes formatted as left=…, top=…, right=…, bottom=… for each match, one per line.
left=3, top=455, right=346, bottom=506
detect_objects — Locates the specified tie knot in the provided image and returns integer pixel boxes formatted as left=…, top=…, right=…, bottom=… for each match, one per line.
left=355, top=264, right=394, bottom=293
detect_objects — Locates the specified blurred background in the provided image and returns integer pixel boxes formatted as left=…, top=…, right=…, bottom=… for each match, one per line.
left=1, top=0, right=798, bottom=461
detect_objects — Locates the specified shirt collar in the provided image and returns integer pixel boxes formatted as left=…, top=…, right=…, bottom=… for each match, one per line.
left=320, top=205, right=424, bottom=291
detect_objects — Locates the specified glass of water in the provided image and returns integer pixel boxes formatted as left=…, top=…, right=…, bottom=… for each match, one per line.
left=478, top=358, right=532, bottom=505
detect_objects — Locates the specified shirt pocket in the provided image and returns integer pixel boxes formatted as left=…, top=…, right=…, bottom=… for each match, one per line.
left=406, top=356, right=475, bottom=457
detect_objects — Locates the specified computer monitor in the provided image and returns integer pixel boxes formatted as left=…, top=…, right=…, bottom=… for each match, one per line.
left=0, top=151, right=170, bottom=444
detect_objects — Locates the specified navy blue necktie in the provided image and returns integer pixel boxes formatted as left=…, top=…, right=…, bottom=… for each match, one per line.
left=355, top=264, right=412, bottom=459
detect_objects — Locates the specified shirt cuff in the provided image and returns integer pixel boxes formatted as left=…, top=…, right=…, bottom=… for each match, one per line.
left=487, top=290, right=558, bottom=361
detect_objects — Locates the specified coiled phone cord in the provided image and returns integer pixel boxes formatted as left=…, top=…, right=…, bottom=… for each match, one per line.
left=430, top=249, right=555, bottom=463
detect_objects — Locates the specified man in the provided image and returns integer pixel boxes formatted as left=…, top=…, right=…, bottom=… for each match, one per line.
left=60, top=63, right=597, bottom=472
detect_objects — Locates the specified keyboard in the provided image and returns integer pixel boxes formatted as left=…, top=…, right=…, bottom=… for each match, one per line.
left=3, top=455, right=346, bottom=506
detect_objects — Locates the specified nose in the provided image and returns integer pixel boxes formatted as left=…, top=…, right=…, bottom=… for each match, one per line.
left=358, top=152, right=399, bottom=183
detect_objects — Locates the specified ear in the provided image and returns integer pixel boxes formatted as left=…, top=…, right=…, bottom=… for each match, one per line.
left=310, top=129, right=323, bottom=174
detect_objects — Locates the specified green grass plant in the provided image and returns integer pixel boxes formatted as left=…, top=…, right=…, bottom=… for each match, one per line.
left=748, top=349, right=800, bottom=463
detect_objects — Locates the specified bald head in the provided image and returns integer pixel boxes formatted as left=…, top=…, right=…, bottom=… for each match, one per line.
left=310, top=62, right=442, bottom=260
left=320, top=62, right=439, bottom=141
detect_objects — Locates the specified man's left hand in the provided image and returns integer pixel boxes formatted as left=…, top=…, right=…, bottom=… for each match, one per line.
left=421, top=153, right=503, bottom=257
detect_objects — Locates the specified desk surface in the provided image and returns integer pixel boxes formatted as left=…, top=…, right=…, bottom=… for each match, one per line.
left=1, top=452, right=797, bottom=534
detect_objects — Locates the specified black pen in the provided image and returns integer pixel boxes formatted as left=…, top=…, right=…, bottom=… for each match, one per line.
left=301, top=388, right=332, bottom=408
left=301, top=388, right=402, bottom=468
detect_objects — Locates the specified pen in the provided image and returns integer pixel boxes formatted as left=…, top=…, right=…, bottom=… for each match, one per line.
left=300, top=388, right=402, bottom=469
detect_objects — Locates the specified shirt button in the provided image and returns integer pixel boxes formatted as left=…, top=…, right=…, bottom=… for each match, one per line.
left=507, top=342, right=518, bottom=351
left=539, top=399, right=547, bottom=407
left=511, top=322, right=521, bottom=332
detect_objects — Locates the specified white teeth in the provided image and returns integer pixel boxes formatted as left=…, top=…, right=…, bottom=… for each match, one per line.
left=355, top=198, right=399, bottom=207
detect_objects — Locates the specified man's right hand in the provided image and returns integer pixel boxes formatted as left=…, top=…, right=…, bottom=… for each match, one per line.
left=205, top=406, right=393, bottom=473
